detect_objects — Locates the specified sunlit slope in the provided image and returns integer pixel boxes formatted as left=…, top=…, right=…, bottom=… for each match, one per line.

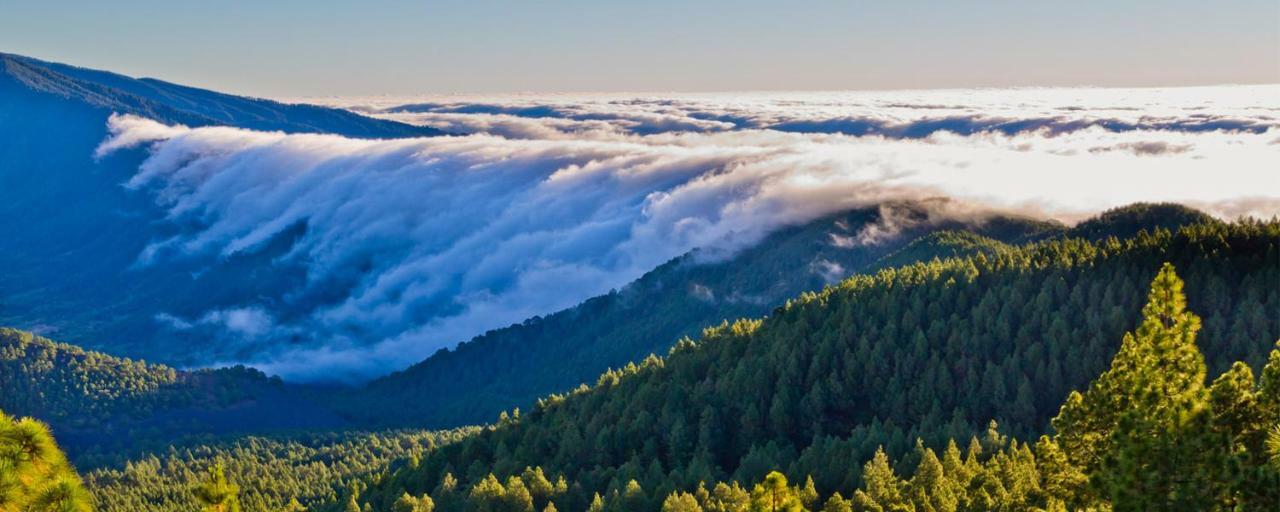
left=354, top=219, right=1279, bottom=511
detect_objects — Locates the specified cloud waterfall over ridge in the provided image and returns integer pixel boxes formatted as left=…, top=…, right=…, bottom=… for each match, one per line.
left=101, top=88, right=1280, bottom=381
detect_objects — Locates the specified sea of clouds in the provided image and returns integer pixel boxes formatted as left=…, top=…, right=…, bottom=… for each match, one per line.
left=102, top=85, right=1280, bottom=381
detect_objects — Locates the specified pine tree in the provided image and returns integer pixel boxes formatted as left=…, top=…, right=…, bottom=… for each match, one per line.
left=1231, top=343, right=1280, bottom=509
left=856, top=448, right=909, bottom=511
left=820, top=492, right=851, bottom=512
left=849, top=491, right=883, bottom=512
left=623, top=480, right=648, bottom=511
left=906, top=442, right=956, bottom=512
left=707, top=482, right=751, bottom=512
left=193, top=463, right=242, bottom=512
left=661, top=491, right=704, bottom=512
left=587, top=493, right=605, bottom=512
left=0, top=409, right=91, bottom=512
left=1051, top=263, right=1228, bottom=510
left=393, top=492, right=418, bottom=512
left=1032, top=436, right=1087, bottom=509
left=505, top=476, right=536, bottom=512
left=799, top=476, right=819, bottom=510
left=749, top=471, right=804, bottom=512
left=468, top=474, right=506, bottom=512
left=522, top=467, right=555, bottom=504
left=938, top=440, right=968, bottom=489
left=393, top=492, right=434, bottom=512
left=1267, top=426, right=1280, bottom=470
left=434, top=472, right=460, bottom=511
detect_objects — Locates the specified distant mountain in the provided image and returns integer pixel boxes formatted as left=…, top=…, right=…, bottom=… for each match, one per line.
left=0, top=53, right=441, bottom=364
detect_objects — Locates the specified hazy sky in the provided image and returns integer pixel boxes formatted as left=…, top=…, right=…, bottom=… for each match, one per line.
left=2, top=0, right=1277, bottom=97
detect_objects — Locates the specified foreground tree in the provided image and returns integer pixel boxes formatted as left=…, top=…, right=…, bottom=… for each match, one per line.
left=0, top=408, right=91, bottom=512
left=1050, top=263, right=1276, bottom=510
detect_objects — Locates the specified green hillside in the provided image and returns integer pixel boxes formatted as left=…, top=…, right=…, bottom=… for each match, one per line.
left=0, top=330, right=481, bottom=511
left=348, top=219, right=1279, bottom=511
left=0, top=329, right=347, bottom=464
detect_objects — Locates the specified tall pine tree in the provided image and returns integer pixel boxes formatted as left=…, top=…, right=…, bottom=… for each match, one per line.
left=1051, top=263, right=1230, bottom=510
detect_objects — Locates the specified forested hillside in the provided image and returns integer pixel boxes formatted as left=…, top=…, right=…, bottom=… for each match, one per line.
left=0, top=328, right=476, bottom=511
left=0, top=329, right=346, bottom=463
left=337, top=203, right=1063, bottom=428
left=347, top=219, right=1279, bottom=511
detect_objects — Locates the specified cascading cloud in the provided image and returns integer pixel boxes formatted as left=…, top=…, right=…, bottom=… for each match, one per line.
left=102, top=85, right=1280, bottom=381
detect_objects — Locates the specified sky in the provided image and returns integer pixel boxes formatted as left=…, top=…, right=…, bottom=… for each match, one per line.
left=1, top=0, right=1277, bottom=97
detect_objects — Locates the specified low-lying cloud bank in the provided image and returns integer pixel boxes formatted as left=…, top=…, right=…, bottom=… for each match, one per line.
left=104, top=86, right=1280, bottom=381
left=318, top=85, right=1280, bottom=140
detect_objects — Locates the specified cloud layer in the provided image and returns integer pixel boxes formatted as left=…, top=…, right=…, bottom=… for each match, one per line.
left=105, top=86, right=1280, bottom=381
left=303, top=85, right=1280, bottom=140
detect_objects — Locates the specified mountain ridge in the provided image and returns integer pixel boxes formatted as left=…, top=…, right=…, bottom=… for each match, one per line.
left=1, top=52, right=443, bottom=137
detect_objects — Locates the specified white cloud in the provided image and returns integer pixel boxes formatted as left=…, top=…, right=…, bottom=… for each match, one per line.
left=306, top=85, right=1280, bottom=140
left=101, top=86, right=1280, bottom=381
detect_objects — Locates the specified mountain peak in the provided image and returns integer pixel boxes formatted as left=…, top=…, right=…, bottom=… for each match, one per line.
left=1069, top=203, right=1217, bottom=240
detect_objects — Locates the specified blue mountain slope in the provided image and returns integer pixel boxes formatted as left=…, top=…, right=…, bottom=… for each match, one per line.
left=0, top=53, right=440, bottom=364
left=1, top=53, right=442, bottom=136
